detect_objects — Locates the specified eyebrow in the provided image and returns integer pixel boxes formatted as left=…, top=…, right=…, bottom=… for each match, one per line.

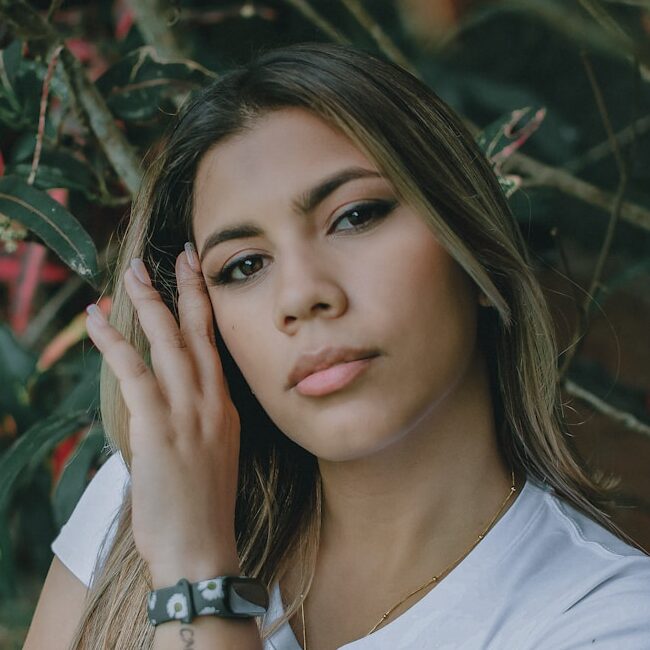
left=198, top=166, right=382, bottom=263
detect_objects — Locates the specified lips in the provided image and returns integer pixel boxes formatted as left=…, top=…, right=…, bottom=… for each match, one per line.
left=287, top=346, right=380, bottom=390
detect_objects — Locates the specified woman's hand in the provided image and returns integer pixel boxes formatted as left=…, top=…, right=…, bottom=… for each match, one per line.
left=85, top=244, right=242, bottom=588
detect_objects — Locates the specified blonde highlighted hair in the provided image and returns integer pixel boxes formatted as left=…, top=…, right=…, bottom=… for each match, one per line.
left=70, top=42, right=629, bottom=648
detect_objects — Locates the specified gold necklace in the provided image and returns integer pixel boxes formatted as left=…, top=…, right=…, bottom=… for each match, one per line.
left=299, top=469, right=517, bottom=650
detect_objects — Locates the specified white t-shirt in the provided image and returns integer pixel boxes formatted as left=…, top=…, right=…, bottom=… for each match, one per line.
left=52, top=452, right=650, bottom=649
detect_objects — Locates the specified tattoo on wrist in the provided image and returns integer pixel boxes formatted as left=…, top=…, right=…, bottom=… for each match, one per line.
left=179, top=626, right=195, bottom=649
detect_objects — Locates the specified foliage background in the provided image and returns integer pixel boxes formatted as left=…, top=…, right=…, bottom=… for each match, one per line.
left=0, top=0, right=649, bottom=646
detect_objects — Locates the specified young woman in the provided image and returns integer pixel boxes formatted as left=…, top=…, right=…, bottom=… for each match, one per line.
left=25, top=42, right=650, bottom=650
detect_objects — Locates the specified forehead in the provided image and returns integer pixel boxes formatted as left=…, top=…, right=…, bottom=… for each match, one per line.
left=192, top=108, right=377, bottom=227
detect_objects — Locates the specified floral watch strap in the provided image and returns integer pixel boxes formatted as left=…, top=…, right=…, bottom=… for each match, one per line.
left=147, top=576, right=269, bottom=626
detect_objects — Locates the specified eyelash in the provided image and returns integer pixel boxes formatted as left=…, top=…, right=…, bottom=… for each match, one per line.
left=207, top=199, right=397, bottom=287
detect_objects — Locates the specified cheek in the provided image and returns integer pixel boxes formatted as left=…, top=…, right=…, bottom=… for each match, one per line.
left=211, top=299, right=257, bottom=378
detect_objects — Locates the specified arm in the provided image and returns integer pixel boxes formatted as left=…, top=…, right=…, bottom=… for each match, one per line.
left=23, top=557, right=88, bottom=650
left=84, top=246, right=263, bottom=649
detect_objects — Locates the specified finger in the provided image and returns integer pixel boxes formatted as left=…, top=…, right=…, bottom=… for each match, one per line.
left=124, top=261, right=196, bottom=407
left=85, top=304, right=168, bottom=435
left=176, top=244, right=226, bottom=392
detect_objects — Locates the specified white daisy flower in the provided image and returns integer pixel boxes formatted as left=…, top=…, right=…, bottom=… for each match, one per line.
left=148, top=592, right=157, bottom=610
left=198, top=606, right=217, bottom=615
left=198, top=579, right=223, bottom=601
left=166, top=593, right=189, bottom=619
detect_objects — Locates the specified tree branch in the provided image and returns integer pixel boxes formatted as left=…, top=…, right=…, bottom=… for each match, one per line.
left=563, top=379, right=650, bottom=437
left=506, top=151, right=650, bottom=232
left=281, top=0, right=350, bottom=43
left=126, top=0, right=193, bottom=61
left=559, top=51, right=629, bottom=378
left=339, top=0, right=419, bottom=76
left=565, top=113, right=650, bottom=172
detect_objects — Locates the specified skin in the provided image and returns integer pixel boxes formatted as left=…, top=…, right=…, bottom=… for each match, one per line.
left=25, top=107, right=516, bottom=650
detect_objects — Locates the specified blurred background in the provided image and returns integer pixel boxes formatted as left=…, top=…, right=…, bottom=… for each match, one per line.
left=0, top=0, right=649, bottom=646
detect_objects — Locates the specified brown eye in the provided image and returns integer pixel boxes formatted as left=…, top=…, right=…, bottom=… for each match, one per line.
left=208, top=255, right=268, bottom=286
left=330, top=200, right=397, bottom=234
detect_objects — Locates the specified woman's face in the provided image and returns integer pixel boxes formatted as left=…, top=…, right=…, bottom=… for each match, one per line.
left=192, top=107, right=481, bottom=462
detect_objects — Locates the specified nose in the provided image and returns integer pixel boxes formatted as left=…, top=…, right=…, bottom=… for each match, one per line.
left=272, top=247, right=348, bottom=333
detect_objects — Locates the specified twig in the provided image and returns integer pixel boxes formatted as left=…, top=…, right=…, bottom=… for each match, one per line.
left=507, top=152, right=649, bottom=232
left=581, top=51, right=627, bottom=297
left=498, top=0, right=650, bottom=72
left=28, top=43, right=62, bottom=185
left=339, top=0, right=419, bottom=76
left=549, top=227, right=583, bottom=310
left=125, top=0, right=193, bottom=61
left=46, top=0, right=63, bottom=22
left=559, top=51, right=629, bottom=378
left=562, top=379, right=650, bottom=437
left=281, top=0, right=350, bottom=43
left=565, top=114, right=650, bottom=172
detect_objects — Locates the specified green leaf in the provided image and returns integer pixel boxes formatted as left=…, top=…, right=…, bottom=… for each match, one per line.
left=0, top=410, right=90, bottom=513
left=30, top=349, right=101, bottom=431
left=0, top=324, right=36, bottom=385
left=476, top=106, right=546, bottom=198
left=0, top=324, right=38, bottom=433
left=96, top=46, right=216, bottom=122
left=52, top=426, right=106, bottom=528
left=0, top=48, right=67, bottom=131
left=0, top=510, right=15, bottom=597
left=6, top=147, right=98, bottom=199
left=0, top=39, right=22, bottom=89
left=476, top=106, right=547, bottom=167
left=0, top=175, right=99, bottom=287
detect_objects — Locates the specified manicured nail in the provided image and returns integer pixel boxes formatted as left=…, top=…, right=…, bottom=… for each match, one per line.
left=184, top=241, right=199, bottom=272
left=86, top=303, right=106, bottom=323
left=130, top=258, right=152, bottom=285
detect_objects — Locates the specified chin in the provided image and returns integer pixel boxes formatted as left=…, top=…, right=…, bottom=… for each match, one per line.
left=300, top=425, right=407, bottom=463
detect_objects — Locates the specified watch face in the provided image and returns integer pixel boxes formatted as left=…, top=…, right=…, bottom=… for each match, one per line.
left=227, top=578, right=269, bottom=615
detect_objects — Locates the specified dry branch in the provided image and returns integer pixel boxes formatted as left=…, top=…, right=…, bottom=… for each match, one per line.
left=563, top=379, right=650, bottom=438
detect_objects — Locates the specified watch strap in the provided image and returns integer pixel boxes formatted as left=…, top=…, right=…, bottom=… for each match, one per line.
left=147, top=576, right=268, bottom=626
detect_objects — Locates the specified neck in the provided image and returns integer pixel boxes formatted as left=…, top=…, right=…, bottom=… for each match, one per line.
left=316, top=351, right=517, bottom=580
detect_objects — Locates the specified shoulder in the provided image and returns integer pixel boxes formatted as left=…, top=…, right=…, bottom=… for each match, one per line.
left=51, top=451, right=131, bottom=588
left=517, top=478, right=650, bottom=648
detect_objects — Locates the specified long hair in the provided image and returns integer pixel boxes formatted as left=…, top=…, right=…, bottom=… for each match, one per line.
left=70, top=41, right=629, bottom=648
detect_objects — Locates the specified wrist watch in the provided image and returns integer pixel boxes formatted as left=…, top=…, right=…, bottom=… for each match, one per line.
left=147, top=576, right=269, bottom=626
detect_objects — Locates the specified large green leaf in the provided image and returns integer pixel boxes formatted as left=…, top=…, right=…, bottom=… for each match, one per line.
left=0, top=324, right=38, bottom=433
left=0, top=510, right=15, bottom=596
left=6, top=136, right=98, bottom=199
left=0, top=39, right=22, bottom=89
left=0, top=410, right=90, bottom=513
left=0, top=40, right=24, bottom=127
left=30, top=348, right=101, bottom=432
left=0, top=175, right=99, bottom=287
left=52, top=425, right=106, bottom=528
left=96, top=46, right=216, bottom=122
left=0, top=324, right=36, bottom=385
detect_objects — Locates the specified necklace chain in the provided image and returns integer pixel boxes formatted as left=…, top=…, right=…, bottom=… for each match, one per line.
left=299, top=469, right=517, bottom=650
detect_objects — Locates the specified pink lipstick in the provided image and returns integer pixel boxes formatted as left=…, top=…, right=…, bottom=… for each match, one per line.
left=295, top=357, right=374, bottom=397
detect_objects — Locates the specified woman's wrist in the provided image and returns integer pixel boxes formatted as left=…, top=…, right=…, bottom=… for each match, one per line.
left=148, top=546, right=242, bottom=590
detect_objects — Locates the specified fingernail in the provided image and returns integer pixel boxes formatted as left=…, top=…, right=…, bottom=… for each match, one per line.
left=184, top=241, right=199, bottom=273
left=86, top=303, right=106, bottom=323
left=130, top=258, right=152, bottom=286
